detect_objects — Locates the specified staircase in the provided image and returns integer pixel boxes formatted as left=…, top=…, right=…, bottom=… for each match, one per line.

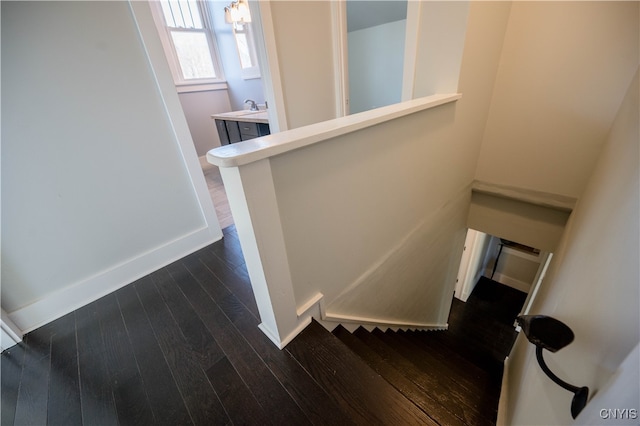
left=286, top=278, right=526, bottom=425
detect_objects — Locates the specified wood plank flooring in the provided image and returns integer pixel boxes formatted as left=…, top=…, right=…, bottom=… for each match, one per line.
left=1, top=226, right=524, bottom=425
left=200, top=156, right=234, bottom=229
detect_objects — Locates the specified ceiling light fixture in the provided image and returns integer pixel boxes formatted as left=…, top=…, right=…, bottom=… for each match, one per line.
left=224, top=0, right=252, bottom=30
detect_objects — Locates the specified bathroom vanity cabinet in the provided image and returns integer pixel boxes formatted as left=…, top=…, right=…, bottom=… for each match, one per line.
left=212, top=110, right=270, bottom=145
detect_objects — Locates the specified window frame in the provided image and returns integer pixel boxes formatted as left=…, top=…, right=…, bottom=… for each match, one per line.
left=149, top=0, right=226, bottom=87
left=231, top=22, right=260, bottom=80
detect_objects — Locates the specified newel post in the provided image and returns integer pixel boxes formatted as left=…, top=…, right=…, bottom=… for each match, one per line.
left=219, top=159, right=303, bottom=348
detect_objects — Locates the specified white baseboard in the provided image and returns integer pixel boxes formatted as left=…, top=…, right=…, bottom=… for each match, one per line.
left=7, top=226, right=221, bottom=334
left=1, top=310, right=23, bottom=352
left=259, top=316, right=314, bottom=350
left=1, top=327, right=22, bottom=352
left=485, top=271, right=532, bottom=293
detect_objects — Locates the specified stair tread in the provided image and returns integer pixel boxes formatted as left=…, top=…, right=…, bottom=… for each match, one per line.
left=389, top=330, right=500, bottom=393
left=379, top=330, right=499, bottom=424
left=468, top=277, right=527, bottom=324
left=448, top=315, right=517, bottom=355
left=353, top=327, right=494, bottom=426
left=371, top=329, right=497, bottom=426
left=333, top=325, right=461, bottom=426
left=400, top=330, right=500, bottom=389
left=424, top=327, right=506, bottom=376
left=444, top=297, right=519, bottom=369
left=287, top=320, right=436, bottom=425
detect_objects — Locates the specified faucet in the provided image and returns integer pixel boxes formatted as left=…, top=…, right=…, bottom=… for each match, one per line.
left=244, top=99, right=258, bottom=111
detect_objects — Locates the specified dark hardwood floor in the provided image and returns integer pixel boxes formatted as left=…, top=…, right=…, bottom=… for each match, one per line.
left=1, top=226, right=525, bottom=425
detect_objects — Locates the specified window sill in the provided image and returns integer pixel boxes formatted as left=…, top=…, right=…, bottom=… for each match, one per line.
left=176, top=82, right=228, bottom=94
left=240, top=67, right=261, bottom=81
left=242, top=74, right=261, bottom=81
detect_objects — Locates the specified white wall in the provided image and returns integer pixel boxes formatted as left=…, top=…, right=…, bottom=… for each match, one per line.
left=503, top=69, right=639, bottom=425
left=483, top=239, right=541, bottom=293
left=408, top=1, right=470, bottom=97
left=578, top=343, right=639, bottom=426
left=269, top=1, right=337, bottom=128
left=1, top=1, right=221, bottom=332
left=178, top=89, right=231, bottom=156
left=476, top=1, right=639, bottom=199
left=348, top=20, right=406, bottom=114
left=468, top=191, right=572, bottom=253
left=415, top=1, right=511, bottom=194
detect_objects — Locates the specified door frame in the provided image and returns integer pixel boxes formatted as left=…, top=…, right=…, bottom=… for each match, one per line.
left=518, top=252, right=553, bottom=318
left=455, top=228, right=552, bottom=314
left=330, top=1, right=350, bottom=117
left=327, top=0, right=422, bottom=117
left=247, top=0, right=288, bottom=132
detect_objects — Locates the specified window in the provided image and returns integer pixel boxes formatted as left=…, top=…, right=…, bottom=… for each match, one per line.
left=151, top=0, right=224, bottom=86
left=232, top=22, right=260, bottom=80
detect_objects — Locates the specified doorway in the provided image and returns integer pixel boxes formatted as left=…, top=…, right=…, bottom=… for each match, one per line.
left=450, top=228, right=553, bottom=364
left=344, top=0, right=408, bottom=114
left=455, top=228, right=553, bottom=321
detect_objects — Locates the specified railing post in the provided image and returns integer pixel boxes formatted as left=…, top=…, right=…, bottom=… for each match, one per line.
left=219, top=159, right=302, bottom=348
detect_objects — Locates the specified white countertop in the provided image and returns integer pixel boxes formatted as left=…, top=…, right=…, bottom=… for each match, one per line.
left=211, top=110, right=269, bottom=124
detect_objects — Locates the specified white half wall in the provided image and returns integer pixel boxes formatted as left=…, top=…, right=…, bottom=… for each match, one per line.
left=207, top=1, right=513, bottom=346
left=502, top=69, right=639, bottom=425
left=1, top=1, right=221, bottom=334
left=269, top=101, right=464, bottom=322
